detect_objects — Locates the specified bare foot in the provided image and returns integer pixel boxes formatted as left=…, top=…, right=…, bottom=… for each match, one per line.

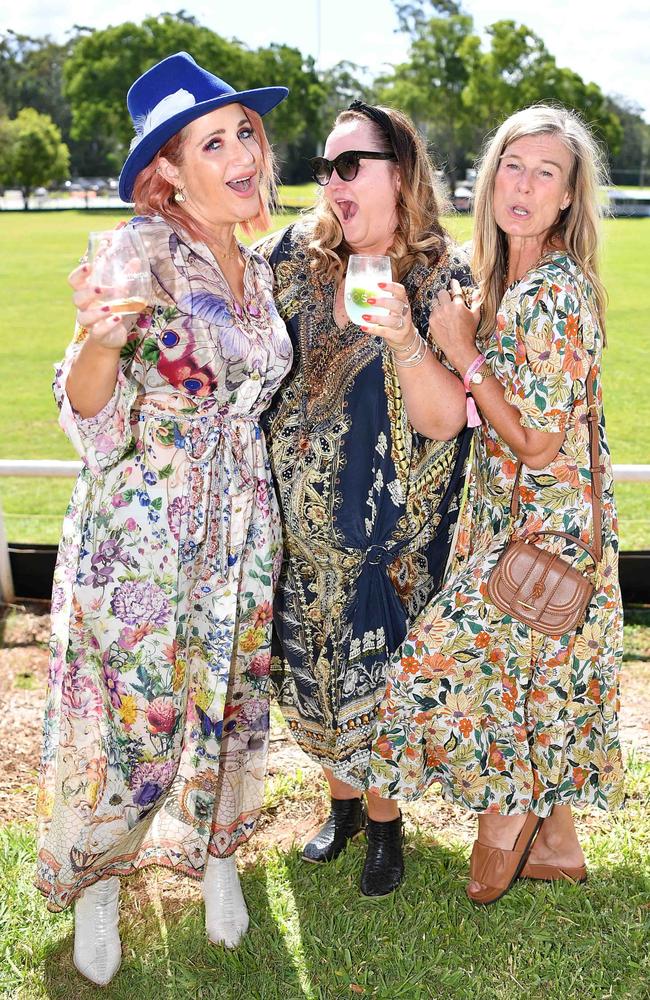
left=526, top=805, right=585, bottom=870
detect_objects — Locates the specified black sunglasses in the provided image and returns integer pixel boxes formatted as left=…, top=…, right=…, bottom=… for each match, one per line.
left=309, top=149, right=397, bottom=186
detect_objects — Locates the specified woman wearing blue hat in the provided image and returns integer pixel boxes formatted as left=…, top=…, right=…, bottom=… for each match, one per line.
left=35, top=51, right=291, bottom=985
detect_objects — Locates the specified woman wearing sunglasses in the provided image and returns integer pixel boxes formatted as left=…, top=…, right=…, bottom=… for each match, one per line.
left=257, top=102, right=472, bottom=896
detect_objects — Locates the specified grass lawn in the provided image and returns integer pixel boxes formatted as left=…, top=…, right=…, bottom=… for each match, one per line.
left=0, top=198, right=648, bottom=547
left=1, top=753, right=648, bottom=1000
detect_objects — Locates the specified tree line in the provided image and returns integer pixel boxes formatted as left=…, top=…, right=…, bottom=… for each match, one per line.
left=0, top=1, right=648, bottom=206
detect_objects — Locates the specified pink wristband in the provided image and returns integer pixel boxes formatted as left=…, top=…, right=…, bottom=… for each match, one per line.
left=462, top=355, right=485, bottom=428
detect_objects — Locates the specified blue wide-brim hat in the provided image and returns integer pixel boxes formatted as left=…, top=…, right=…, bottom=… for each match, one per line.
left=118, top=51, right=289, bottom=202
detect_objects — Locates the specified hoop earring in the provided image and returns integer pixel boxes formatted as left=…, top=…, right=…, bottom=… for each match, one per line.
left=174, top=187, right=186, bottom=203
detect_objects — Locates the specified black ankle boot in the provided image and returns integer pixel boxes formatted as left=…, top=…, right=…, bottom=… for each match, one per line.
left=302, top=797, right=366, bottom=864
left=360, top=814, right=404, bottom=897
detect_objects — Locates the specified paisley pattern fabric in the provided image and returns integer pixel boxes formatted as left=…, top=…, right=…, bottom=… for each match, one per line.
left=36, top=217, right=292, bottom=911
left=257, top=221, right=472, bottom=787
left=367, top=253, right=624, bottom=816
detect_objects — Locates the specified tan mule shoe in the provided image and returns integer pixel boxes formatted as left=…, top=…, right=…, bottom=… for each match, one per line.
left=520, top=860, right=587, bottom=883
left=467, top=812, right=543, bottom=905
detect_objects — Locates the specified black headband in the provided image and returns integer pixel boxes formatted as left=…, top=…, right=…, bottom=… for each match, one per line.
left=347, top=99, right=415, bottom=167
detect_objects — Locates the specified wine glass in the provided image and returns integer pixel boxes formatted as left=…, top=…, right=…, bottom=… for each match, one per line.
left=87, top=228, right=152, bottom=314
left=344, top=254, right=393, bottom=326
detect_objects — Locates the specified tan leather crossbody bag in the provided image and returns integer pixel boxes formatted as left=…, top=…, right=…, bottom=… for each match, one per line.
left=486, top=367, right=603, bottom=637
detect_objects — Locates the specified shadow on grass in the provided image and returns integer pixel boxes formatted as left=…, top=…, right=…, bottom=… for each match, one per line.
left=3, top=816, right=648, bottom=1000
left=37, top=867, right=311, bottom=1000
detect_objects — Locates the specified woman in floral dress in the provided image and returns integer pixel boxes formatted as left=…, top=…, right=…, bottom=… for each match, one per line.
left=366, top=106, right=624, bottom=904
left=35, top=52, right=291, bottom=984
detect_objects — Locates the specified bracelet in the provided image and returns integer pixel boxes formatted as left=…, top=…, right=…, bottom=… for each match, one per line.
left=391, top=332, right=425, bottom=363
left=462, top=354, right=486, bottom=390
left=393, top=334, right=428, bottom=367
left=462, top=354, right=486, bottom=428
left=390, top=327, right=419, bottom=355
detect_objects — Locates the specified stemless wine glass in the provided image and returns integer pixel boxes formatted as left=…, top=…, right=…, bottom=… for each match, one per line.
left=344, top=254, right=393, bottom=326
left=87, top=228, right=152, bottom=314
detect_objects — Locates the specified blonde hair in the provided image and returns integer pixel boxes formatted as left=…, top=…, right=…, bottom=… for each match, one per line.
left=472, top=105, right=609, bottom=342
left=308, top=106, right=449, bottom=283
left=132, top=107, right=278, bottom=244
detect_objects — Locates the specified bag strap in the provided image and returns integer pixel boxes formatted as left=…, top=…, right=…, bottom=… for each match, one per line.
left=509, top=365, right=603, bottom=565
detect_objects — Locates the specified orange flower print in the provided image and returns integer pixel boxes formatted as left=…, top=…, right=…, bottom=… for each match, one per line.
left=488, top=743, right=505, bottom=769
left=458, top=718, right=473, bottom=737
left=502, top=692, right=516, bottom=712
left=420, top=652, right=455, bottom=678
left=572, top=767, right=587, bottom=789
left=537, top=732, right=551, bottom=747
left=531, top=689, right=547, bottom=705
left=553, top=458, right=581, bottom=487
left=375, top=735, right=394, bottom=760
left=475, top=632, right=490, bottom=649
left=587, top=677, right=602, bottom=703
left=564, top=313, right=579, bottom=341
left=425, top=745, right=449, bottom=768
left=400, top=655, right=420, bottom=676
left=562, top=343, right=584, bottom=380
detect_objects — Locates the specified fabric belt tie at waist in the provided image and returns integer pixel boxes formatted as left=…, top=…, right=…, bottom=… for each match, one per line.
left=355, top=541, right=408, bottom=657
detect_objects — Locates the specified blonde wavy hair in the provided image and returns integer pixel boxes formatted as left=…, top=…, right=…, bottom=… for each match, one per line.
left=472, top=105, right=609, bottom=343
left=132, top=108, right=278, bottom=245
left=308, top=105, right=449, bottom=283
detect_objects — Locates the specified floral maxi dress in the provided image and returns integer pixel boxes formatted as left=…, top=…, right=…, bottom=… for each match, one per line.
left=36, top=217, right=292, bottom=911
left=366, top=253, right=624, bottom=816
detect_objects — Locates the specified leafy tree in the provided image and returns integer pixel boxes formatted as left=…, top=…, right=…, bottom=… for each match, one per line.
left=376, top=13, right=475, bottom=184
left=462, top=21, right=622, bottom=157
left=606, top=95, right=650, bottom=185
left=382, top=8, right=624, bottom=185
left=0, top=108, right=69, bottom=208
left=392, top=1, right=462, bottom=37
left=62, top=13, right=326, bottom=180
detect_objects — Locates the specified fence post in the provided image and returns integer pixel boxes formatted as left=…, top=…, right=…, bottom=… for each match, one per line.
left=0, top=501, right=16, bottom=603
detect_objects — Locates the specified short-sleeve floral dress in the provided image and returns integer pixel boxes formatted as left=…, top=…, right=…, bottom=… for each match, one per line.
left=35, top=217, right=292, bottom=911
left=366, top=253, right=624, bottom=816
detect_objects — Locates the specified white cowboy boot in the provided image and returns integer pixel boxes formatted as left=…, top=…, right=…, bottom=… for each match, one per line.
left=203, top=854, right=249, bottom=948
left=73, top=876, right=122, bottom=986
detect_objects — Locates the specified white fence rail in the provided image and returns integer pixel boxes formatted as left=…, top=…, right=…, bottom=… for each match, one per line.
left=1, top=459, right=649, bottom=604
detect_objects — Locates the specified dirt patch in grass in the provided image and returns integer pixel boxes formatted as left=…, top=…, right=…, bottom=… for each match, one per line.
left=2, top=602, right=649, bottom=858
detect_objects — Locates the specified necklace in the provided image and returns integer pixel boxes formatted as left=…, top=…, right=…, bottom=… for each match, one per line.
left=213, top=240, right=240, bottom=260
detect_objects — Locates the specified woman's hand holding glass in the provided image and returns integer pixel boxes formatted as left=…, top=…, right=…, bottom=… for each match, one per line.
left=68, top=229, right=152, bottom=351
left=358, top=280, right=417, bottom=352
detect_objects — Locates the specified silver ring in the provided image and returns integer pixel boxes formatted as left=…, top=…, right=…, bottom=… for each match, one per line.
left=397, top=315, right=404, bottom=330
left=401, top=301, right=409, bottom=316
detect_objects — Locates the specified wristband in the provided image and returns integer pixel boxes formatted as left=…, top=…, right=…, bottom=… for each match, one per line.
left=462, top=355, right=485, bottom=428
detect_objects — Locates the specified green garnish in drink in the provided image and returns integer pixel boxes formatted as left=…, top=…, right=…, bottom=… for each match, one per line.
left=350, top=287, right=373, bottom=307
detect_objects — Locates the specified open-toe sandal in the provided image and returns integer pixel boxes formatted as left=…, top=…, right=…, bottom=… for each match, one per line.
left=467, top=812, right=543, bottom=905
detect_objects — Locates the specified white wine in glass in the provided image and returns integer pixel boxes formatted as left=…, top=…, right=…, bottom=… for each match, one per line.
left=344, top=254, right=393, bottom=326
left=87, top=229, right=152, bottom=314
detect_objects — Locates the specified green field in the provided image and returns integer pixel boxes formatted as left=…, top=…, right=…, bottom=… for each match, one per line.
left=0, top=200, right=648, bottom=547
